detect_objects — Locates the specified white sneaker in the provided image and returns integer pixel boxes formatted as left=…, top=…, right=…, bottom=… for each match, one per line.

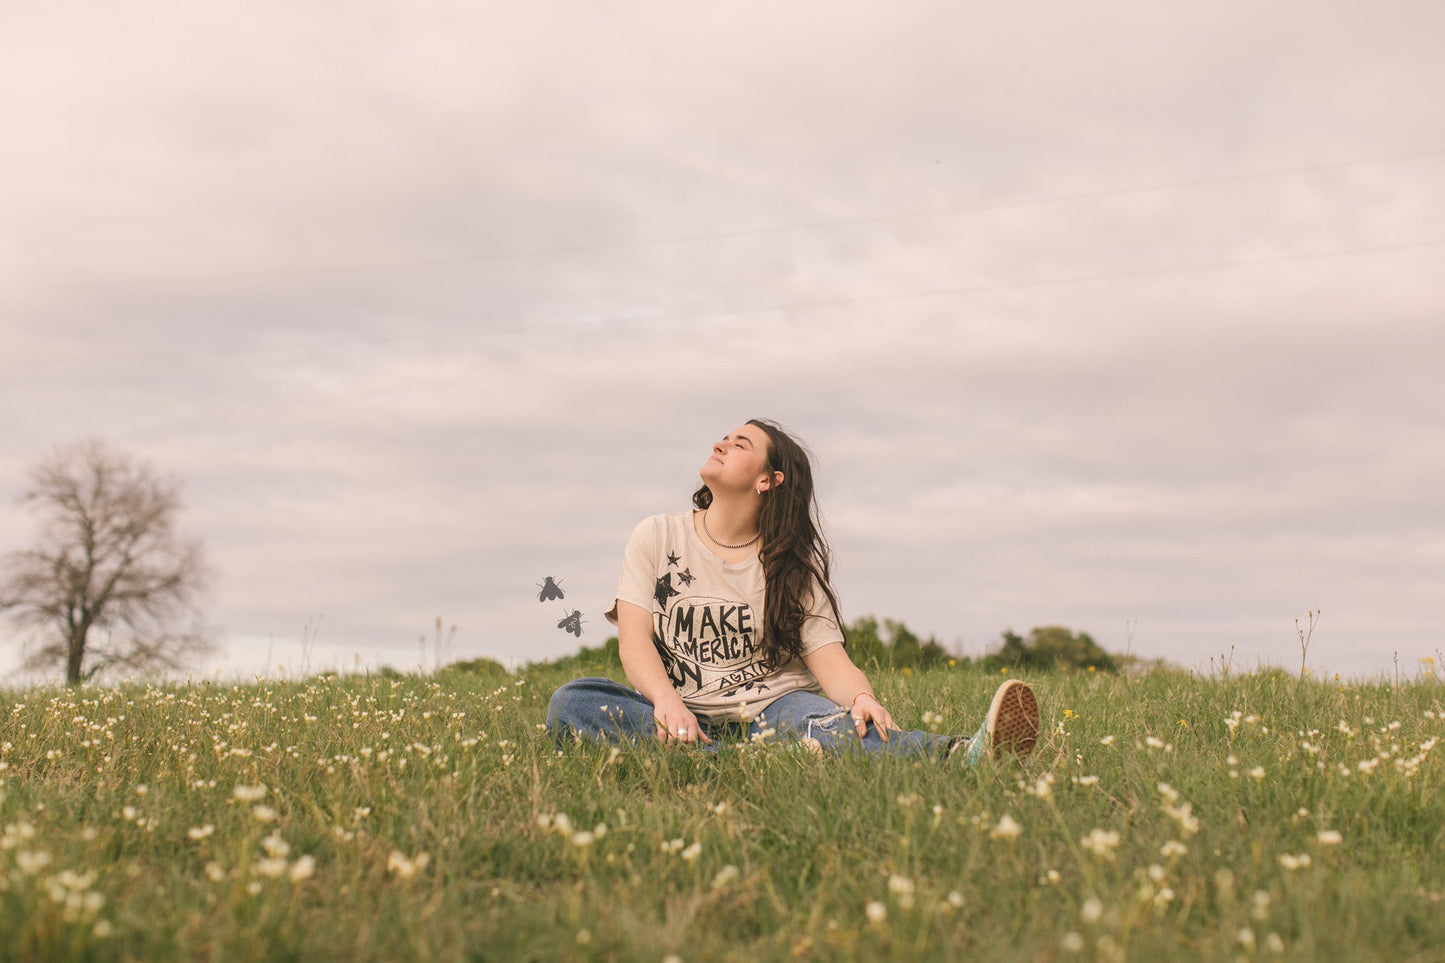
left=960, top=679, right=1039, bottom=765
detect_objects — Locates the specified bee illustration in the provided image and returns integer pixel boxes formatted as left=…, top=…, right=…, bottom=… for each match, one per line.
left=537, top=576, right=565, bottom=602
left=557, top=609, right=586, bottom=638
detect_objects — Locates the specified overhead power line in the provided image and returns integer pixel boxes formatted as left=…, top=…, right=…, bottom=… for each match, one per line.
left=510, top=236, right=1445, bottom=335
left=9, top=234, right=1443, bottom=369
left=6, top=146, right=1445, bottom=295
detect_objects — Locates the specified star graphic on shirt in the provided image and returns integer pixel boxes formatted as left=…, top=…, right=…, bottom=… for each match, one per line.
left=677, top=568, right=695, bottom=587
left=666, top=551, right=681, bottom=567
left=654, top=574, right=679, bottom=608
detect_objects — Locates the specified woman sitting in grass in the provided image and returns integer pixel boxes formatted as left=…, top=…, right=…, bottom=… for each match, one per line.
left=546, top=418, right=1039, bottom=762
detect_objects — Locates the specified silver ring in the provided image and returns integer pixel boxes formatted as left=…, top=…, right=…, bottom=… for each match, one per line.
left=677, top=727, right=688, bottom=737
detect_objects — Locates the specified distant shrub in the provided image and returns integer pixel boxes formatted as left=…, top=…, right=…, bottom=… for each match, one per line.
left=440, top=657, right=512, bottom=681
left=844, top=616, right=957, bottom=671
left=537, top=618, right=1125, bottom=678
left=988, top=626, right=1120, bottom=673
left=542, top=635, right=622, bottom=675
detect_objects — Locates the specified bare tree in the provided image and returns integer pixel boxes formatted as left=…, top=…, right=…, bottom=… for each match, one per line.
left=0, top=438, right=210, bottom=685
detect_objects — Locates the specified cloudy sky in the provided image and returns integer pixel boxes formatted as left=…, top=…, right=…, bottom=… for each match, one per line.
left=3, top=1, right=1443, bottom=685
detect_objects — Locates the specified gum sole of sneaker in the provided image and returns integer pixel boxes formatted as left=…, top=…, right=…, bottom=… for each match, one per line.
left=989, top=680, right=1040, bottom=758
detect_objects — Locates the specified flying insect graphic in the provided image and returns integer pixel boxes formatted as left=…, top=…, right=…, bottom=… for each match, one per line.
left=537, top=576, right=565, bottom=602
left=557, top=609, right=586, bottom=638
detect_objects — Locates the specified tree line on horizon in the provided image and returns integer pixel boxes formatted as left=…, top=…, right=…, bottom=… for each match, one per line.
left=528, top=618, right=1126, bottom=678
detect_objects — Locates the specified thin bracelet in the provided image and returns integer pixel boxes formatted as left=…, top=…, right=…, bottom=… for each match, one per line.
left=850, top=691, right=876, bottom=710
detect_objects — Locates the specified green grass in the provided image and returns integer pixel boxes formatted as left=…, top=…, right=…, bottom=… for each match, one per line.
left=2, top=661, right=1444, bottom=961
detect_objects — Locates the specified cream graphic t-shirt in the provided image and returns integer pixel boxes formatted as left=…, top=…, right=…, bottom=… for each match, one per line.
left=606, top=511, right=843, bottom=724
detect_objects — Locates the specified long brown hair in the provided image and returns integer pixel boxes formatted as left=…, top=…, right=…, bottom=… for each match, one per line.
left=692, top=419, right=843, bottom=663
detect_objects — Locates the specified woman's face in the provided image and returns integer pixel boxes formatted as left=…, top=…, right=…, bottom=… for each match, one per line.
left=700, top=423, right=776, bottom=494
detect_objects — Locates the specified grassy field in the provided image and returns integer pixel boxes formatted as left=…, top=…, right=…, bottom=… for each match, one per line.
left=2, top=657, right=1443, bottom=962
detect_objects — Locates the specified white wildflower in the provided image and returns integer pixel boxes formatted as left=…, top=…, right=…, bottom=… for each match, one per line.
left=1081, top=828, right=1121, bottom=860
left=711, top=865, right=740, bottom=890
left=253, top=858, right=288, bottom=879
left=387, top=851, right=430, bottom=879
left=1163, top=800, right=1200, bottom=837
left=990, top=814, right=1022, bottom=840
left=887, top=874, right=916, bottom=908
left=260, top=833, right=290, bottom=858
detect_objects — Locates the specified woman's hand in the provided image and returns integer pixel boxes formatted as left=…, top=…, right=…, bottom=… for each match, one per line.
left=616, top=601, right=711, bottom=746
left=802, top=642, right=897, bottom=742
left=652, top=696, right=712, bottom=746
left=849, top=692, right=895, bottom=741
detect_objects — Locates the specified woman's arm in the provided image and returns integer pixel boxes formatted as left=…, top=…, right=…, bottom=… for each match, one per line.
left=802, top=641, right=897, bottom=740
left=615, top=600, right=711, bottom=745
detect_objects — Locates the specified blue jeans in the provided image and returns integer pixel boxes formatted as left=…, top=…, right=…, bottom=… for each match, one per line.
left=546, top=677, right=960, bottom=758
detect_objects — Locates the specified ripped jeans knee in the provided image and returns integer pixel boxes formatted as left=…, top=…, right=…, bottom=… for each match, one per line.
left=759, top=689, right=955, bottom=758
left=802, top=705, right=854, bottom=743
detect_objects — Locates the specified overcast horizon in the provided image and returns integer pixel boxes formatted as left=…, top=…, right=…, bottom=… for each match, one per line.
left=4, top=1, right=1443, bottom=688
